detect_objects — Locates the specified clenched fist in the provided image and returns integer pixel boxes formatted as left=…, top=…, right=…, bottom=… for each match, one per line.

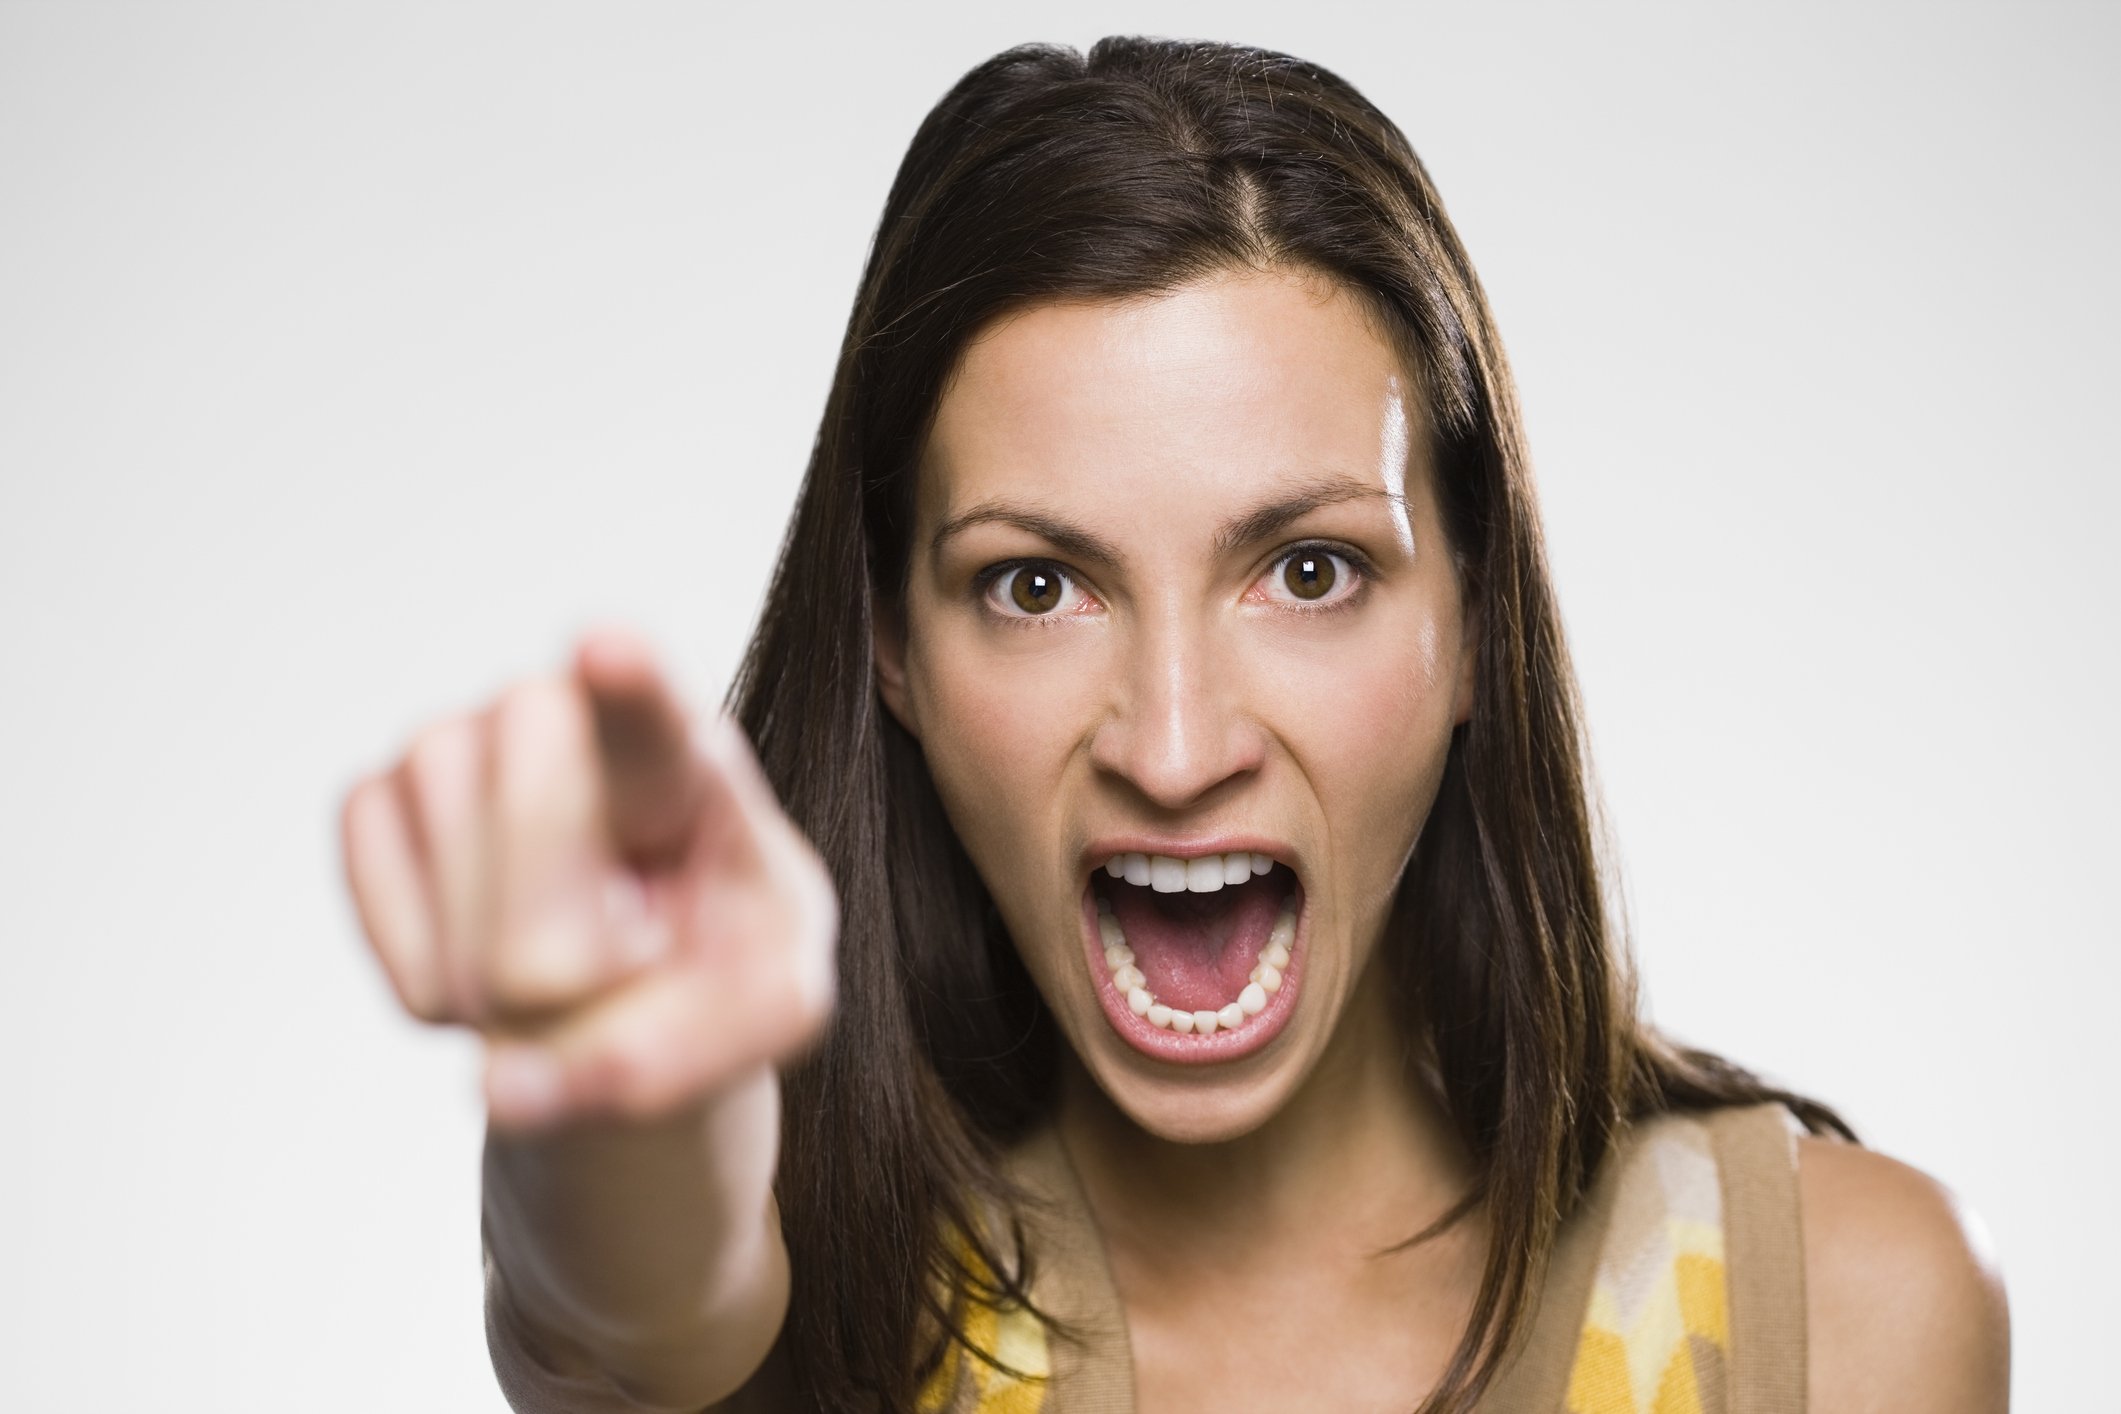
left=339, top=628, right=839, bottom=1132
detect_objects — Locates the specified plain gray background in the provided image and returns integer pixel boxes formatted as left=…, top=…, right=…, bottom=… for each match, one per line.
left=3, top=2, right=2112, bottom=1408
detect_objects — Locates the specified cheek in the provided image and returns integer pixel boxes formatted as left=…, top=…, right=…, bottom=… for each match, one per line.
left=910, top=628, right=1097, bottom=851
left=1302, top=618, right=1443, bottom=748
left=1257, top=610, right=1457, bottom=893
left=909, top=629, right=1104, bottom=1003
left=1261, top=597, right=1451, bottom=745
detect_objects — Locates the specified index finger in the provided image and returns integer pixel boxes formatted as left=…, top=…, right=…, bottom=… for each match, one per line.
left=572, top=626, right=706, bottom=864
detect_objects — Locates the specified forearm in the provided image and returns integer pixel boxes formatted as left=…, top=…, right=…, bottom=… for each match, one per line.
left=481, top=1062, right=788, bottom=1407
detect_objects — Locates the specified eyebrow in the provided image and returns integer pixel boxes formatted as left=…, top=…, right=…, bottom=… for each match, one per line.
left=928, top=474, right=1408, bottom=570
left=1209, top=475, right=1407, bottom=556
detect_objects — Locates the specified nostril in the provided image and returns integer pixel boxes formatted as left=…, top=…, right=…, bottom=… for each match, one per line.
left=1087, top=699, right=1270, bottom=812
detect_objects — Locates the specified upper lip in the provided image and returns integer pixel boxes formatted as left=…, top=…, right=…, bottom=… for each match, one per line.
left=1080, top=833, right=1301, bottom=881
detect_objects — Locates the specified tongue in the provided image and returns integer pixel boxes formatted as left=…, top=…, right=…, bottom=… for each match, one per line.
left=1108, top=875, right=1281, bottom=1012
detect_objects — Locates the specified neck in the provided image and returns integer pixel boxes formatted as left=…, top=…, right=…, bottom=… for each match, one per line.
left=1053, top=949, right=1480, bottom=1265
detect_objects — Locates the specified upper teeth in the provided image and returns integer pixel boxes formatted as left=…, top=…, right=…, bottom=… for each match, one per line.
left=1103, top=851, right=1274, bottom=892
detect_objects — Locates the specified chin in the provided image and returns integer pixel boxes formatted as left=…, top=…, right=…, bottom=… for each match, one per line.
left=1070, top=1039, right=1309, bottom=1144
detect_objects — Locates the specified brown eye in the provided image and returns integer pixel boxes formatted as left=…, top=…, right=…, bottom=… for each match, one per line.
left=1282, top=552, right=1337, bottom=600
left=1006, top=566, right=1065, bottom=615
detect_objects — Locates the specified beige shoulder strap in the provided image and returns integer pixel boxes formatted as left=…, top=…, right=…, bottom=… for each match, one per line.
left=1705, top=1102, right=1809, bottom=1414
left=1485, top=1100, right=1811, bottom=1414
left=1478, top=1115, right=1633, bottom=1413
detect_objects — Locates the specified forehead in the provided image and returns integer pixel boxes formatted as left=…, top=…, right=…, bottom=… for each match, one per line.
left=918, top=268, right=1427, bottom=527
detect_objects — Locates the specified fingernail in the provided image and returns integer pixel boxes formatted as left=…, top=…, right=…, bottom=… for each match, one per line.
left=486, top=1046, right=562, bottom=1125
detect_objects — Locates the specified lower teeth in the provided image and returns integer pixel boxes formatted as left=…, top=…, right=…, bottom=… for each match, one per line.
left=1096, top=894, right=1294, bottom=1033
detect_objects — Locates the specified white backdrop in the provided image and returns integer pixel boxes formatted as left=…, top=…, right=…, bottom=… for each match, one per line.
left=2, top=3, right=2111, bottom=1408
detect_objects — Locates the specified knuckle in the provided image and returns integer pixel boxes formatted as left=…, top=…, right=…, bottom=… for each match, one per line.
left=801, top=864, right=842, bottom=958
left=340, top=777, right=456, bottom=1026
left=769, top=906, right=839, bottom=1043
left=338, top=773, right=377, bottom=845
left=787, top=963, right=838, bottom=1043
left=480, top=955, right=546, bottom=1018
left=782, top=859, right=841, bottom=1030
left=489, top=681, right=599, bottom=823
left=484, top=922, right=596, bottom=1015
left=491, top=679, right=586, bottom=765
left=388, top=969, right=453, bottom=1025
left=338, top=776, right=389, bottom=884
left=401, top=717, right=481, bottom=820
left=772, top=833, right=839, bottom=930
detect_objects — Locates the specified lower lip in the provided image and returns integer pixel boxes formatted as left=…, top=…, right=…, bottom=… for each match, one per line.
left=1080, top=879, right=1308, bottom=1064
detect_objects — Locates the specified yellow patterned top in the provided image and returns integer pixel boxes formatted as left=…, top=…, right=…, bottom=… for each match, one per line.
left=914, top=1232, right=1054, bottom=1414
left=917, top=1113, right=1737, bottom=1414
left=1563, top=1115, right=1730, bottom=1414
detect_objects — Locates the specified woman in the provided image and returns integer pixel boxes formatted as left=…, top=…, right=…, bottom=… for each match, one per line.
left=339, top=36, right=2008, bottom=1414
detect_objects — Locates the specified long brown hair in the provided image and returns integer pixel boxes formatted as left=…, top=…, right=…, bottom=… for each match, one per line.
left=728, top=35, right=1853, bottom=1412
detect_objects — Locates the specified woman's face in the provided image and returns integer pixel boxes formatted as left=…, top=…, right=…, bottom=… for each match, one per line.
left=877, top=266, right=1476, bottom=1144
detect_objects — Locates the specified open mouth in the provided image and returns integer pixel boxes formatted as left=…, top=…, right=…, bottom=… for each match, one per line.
left=1083, top=850, right=1304, bottom=1059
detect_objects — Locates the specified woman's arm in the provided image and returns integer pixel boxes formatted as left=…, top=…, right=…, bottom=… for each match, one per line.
left=1799, top=1136, right=2011, bottom=1412
left=482, top=1068, right=790, bottom=1412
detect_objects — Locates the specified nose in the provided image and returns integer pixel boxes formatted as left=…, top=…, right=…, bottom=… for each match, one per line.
left=1087, top=608, right=1268, bottom=812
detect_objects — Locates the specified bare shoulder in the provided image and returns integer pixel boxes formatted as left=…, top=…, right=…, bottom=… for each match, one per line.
left=1796, top=1134, right=2010, bottom=1412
